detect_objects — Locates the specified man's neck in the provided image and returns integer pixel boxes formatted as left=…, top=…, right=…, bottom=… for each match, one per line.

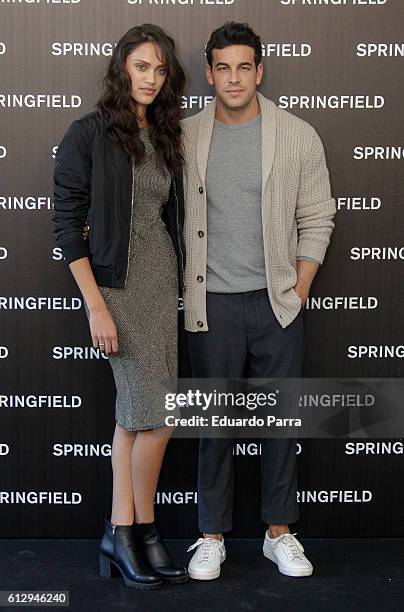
left=215, top=94, right=261, bottom=125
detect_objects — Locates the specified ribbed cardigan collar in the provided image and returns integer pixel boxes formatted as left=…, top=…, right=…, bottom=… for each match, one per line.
left=196, top=91, right=278, bottom=195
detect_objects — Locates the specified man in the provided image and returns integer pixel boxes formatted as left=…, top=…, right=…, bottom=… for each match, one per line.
left=181, top=22, right=336, bottom=579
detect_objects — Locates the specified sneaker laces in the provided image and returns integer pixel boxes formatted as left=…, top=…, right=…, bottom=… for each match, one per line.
left=274, top=533, right=305, bottom=561
left=187, top=537, right=223, bottom=563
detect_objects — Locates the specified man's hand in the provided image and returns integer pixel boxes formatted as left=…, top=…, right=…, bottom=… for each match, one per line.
left=294, top=259, right=320, bottom=306
left=294, top=284, right=310, bottom=307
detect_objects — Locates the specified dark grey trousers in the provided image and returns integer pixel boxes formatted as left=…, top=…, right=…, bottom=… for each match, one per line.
left=185, top=289, right=304, bottom=533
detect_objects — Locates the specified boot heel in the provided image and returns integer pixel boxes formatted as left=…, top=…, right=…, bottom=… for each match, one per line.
left=99, top=553, right=118, bottom=578
left=100, top=519, right=163, bottom=589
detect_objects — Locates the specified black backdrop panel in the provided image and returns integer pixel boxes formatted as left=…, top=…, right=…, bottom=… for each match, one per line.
left=0, top=0, right=403, bottom=538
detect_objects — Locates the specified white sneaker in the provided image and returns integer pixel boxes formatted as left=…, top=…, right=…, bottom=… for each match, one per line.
left=263, top=531, right=313, bottom=577
left=187, top=537, right=226, bottom=580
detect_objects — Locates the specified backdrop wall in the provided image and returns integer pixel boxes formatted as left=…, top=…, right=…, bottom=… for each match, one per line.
left=1, top=0, right=403, bottom=539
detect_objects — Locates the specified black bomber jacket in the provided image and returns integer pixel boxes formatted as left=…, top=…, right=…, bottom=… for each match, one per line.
left=53, top=111, right=186, bottom=293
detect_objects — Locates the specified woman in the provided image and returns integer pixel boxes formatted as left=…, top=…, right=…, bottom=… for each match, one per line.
left=53, top=24, right=187, bottom=589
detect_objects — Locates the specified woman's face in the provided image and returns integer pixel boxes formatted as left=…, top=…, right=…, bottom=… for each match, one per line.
left=125, top=41, right=167, bottom=108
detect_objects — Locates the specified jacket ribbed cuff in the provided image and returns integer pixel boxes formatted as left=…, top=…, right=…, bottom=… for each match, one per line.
left=60, top=239, right=91, bottom=265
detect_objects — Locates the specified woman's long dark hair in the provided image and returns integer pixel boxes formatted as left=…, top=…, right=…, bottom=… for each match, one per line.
left=96, top=24, right=185, bottom=174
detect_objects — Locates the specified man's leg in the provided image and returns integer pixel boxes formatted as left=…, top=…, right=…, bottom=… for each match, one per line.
left=246, top=290, right=303, bottom=529
left=246, top=289, right=312, bottom=576
left=185, top=292, right=248, bottom=578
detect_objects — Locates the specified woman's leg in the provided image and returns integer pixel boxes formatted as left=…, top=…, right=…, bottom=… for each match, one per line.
left=111, top=423, right=137, bottom=525
left=101, top=424, right=164, bottom=588
left=131, top=426, right=173, bottom=523
left=130, top=425, right=188, bottom=581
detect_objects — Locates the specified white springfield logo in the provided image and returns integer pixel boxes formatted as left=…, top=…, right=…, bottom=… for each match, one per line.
left=0, top=491, right=82, bottom=505
left=278, top=95, right=384, bottom=110
left=0, top=395, right=82, bottom=408
left=337, top=197, right=382, bottom=211
left=0, top=0, right=80, bottom=4
left=51, top=42, right=115, bottom=56
left=280, top=0, right=387, bottom=6
left=155, top=491, right=197, bottom=504
left=0, top=94, right=81, bottom=108
left=262, top=43, right=311, bottom=57
left=0, top=196, right=53, bottom=210
left=128, top=0, right=235, bottom=5
left=297, top=490, right=372, bottom=503
left=0, top=297, right=82, bottom=310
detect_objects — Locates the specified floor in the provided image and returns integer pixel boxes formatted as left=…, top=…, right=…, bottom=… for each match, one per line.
left=1, top=538, right=403, bottom=612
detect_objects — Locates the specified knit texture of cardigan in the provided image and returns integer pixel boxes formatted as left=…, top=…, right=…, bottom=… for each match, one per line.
left=181, top=92, right=336, bottom=331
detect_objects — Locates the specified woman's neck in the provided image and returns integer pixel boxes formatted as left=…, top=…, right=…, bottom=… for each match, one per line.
left=137, top=115, right=148, bottom=128
left=135, top=103, right=148, bottom=128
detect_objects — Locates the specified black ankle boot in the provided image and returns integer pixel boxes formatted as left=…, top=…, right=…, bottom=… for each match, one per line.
left=99, top=517, right=163, bottom=589
left=134, top=522, right=188, bottom=584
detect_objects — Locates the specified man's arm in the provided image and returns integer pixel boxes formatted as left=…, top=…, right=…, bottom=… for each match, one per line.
left=294, top=126, right=336, bottom=301
left=295, top=126, right=336, bottom=263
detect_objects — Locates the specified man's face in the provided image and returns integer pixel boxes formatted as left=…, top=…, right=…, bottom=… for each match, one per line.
left=206, top=45, right=263, bottom=111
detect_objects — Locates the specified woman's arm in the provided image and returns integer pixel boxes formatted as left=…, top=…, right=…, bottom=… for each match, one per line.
left=53, top=118, right=93, bottom=263
left=69, top=257, right=118, bottom=355
left=53, top=118, right=118, bottom=354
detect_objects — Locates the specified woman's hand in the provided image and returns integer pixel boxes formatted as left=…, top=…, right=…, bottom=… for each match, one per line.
left=67, top=257, right=118, bottom=354
left=89, top=304, right=119, bottom=355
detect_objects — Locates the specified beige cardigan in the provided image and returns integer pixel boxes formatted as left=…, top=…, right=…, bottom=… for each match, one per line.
left=181, top=91, right=336, bottom=331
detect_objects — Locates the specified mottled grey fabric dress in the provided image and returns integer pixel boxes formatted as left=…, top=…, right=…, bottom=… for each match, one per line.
left=92, top=128, right=179, bottom=431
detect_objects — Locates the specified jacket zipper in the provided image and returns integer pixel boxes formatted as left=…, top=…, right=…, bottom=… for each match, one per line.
left=173, top=177, right=185, bottom=291
left=124, top=157, right=135, bottom=288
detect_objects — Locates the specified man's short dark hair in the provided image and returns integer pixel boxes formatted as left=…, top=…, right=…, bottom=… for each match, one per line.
left=206, top=22, right=263, bottom=69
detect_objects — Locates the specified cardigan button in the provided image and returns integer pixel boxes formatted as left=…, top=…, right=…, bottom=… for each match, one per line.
left=199, top=186, right=204, bottom=194
left=198, top=230, right=204, bottom=238
left=197, top=321, right=204, bottom=328
left=197, top=275, right=204, bottom=283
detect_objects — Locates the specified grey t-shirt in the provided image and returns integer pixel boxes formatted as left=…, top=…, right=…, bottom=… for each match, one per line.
left=206, top=114, right=267, bottom=293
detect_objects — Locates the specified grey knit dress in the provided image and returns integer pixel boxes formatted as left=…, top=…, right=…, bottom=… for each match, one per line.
left=93, top=128, right=179, bottom=431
